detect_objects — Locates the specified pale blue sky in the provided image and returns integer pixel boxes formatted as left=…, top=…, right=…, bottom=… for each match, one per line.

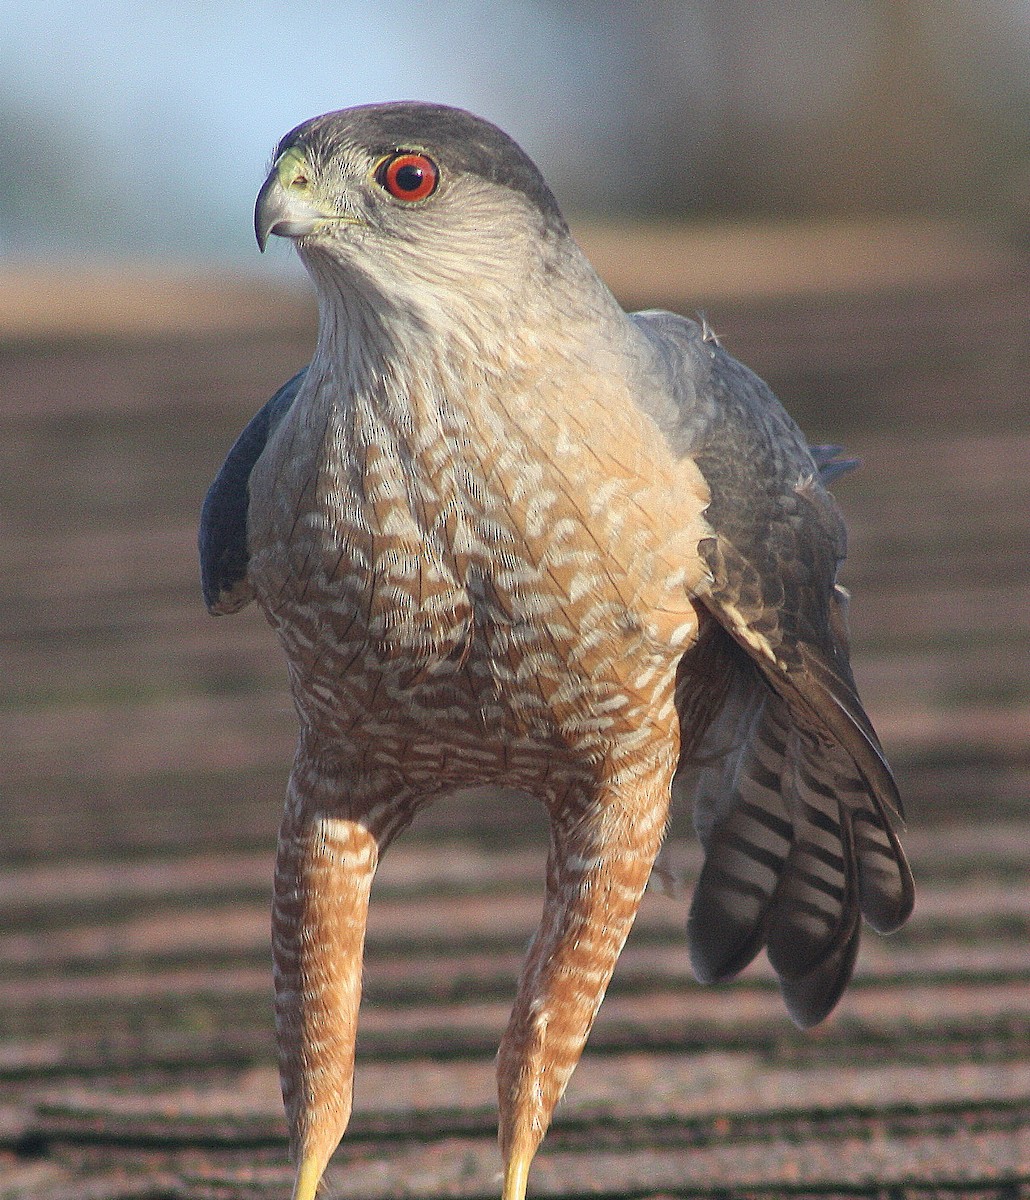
left=2, top=1, right=1028, bottom=264
left=0, top=0, right=619, bottom=263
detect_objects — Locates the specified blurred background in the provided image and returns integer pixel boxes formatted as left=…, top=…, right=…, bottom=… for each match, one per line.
left=1, top=4, right=1028, bottom=1199
left=2, top=0, right=1030, bottom=261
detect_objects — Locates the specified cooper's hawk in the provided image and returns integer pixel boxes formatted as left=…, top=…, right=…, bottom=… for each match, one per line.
left=200, top=102, right=913, bottom=1200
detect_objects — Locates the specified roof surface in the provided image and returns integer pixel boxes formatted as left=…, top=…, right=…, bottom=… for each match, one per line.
left=1, top=229, right=1027, bottom=1198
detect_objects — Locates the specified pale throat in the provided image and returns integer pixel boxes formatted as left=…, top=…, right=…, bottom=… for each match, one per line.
left=304, top=252, right=593, bottom=458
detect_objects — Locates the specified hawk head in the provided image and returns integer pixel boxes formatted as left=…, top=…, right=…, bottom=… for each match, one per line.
left=255, top=101, right=572, bottom=313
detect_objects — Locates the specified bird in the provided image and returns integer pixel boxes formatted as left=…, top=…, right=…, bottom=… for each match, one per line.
left=199, top=101, right=914, bottom=1200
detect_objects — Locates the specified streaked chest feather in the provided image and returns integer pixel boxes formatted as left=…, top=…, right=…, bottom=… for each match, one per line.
left=246, top=345, right=711, bottom=754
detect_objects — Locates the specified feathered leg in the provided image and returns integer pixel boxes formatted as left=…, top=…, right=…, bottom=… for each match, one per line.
left=272, top=764, right=380, bottom=1200
left=497, top=775, right=669, bottom=1199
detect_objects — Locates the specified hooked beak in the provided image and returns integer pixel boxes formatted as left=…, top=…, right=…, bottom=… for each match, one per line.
left=254, top=171, right=337, bottom=251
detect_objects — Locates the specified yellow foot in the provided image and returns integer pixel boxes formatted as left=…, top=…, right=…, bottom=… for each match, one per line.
left=502, top=1153, right=531, bottom=1200
left=292, top=1154, right=324, bottom=1200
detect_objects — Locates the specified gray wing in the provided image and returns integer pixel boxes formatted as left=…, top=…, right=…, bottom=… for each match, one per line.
left=633, top=311, right=913, bottom=1028
left=199, top=368, right=306, bottom=614
left=809, top=443, right=860, bottom=485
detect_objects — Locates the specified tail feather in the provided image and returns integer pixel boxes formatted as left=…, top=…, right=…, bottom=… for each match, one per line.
left=677, top=630, right=913, bottom=1028
left=852, top=805, right=913, bottom=933
left=779, top=903, right=861, bottom=1028
left=686, top=687, right=793, bottom=985
left=765, top=736, right=858, bottom=984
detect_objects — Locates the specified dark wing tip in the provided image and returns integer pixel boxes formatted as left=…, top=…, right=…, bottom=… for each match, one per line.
left=809, top=443, right=860, bottom=486
left=199, top=475, right=256, bottom=614
left=198, top=368, right=306, bottom=617
left=201, top=575, right=253, bottom=616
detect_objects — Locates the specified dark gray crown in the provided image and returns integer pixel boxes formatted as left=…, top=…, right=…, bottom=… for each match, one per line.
left=276, top=101, right=566, bottom=229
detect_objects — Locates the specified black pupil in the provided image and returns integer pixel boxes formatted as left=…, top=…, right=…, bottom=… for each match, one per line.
left=395, top=163, right=425, bottom=192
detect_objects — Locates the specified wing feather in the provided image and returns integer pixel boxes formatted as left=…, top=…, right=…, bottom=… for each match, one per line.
left=640, top=310, right=913, bottom=1027
left=199, top=368, right=307, bottom=614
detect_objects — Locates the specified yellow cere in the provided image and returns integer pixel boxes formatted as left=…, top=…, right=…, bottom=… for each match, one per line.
left=276, top=146, right=312, bottom=191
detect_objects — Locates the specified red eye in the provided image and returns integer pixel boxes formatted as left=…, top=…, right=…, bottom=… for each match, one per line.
left=377, top=152, right=439, bottom=202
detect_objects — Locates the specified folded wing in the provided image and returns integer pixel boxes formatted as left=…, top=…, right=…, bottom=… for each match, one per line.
left=200, top=368, right=307, bottom=614
left=634, top=311, right=914, bottom=1027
